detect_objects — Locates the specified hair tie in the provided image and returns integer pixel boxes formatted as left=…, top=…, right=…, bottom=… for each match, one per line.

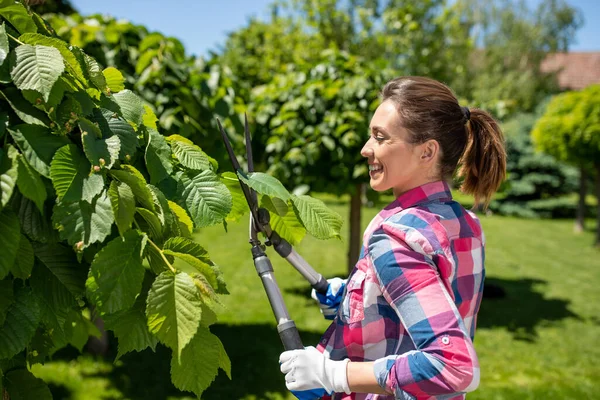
left=461, top=106, right=471, bottom=123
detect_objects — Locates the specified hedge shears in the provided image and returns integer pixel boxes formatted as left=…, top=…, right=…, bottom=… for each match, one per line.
left=217, top=116, right=329, bottom=351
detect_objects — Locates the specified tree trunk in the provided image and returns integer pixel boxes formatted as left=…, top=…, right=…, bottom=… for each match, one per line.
left=595, top=164, right=600, bottom=247
left=575, top=166, right=587, bottom=233
left=347, top=183, right=363, bottom=273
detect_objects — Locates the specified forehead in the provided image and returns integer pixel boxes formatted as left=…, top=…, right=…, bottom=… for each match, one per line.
left=370, top=100, right=403, bottom=131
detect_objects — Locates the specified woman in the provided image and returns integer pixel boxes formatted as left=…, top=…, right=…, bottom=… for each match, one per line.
left=279, top=76, right=507, bottom=400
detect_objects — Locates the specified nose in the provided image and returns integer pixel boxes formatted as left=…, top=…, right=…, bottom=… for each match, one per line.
left=360, top=138, right=373, bottom=158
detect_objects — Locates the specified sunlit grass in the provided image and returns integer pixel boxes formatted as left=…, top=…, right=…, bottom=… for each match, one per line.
left=32, top=195, right=599, bottom=399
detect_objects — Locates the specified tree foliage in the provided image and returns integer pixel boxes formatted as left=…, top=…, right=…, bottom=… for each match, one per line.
left=43, top=12, right=246, bottom=168
left=0, top=2, right=343, bottom=398
left=462, top=0, right=583, bottom=118
left=492, top=108, right=578, bottom=218
left=251, top=50, right=387, bottom=195
left=532, top=85, right=600, bottom=242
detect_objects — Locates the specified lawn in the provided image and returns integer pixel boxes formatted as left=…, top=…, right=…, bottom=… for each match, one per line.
left=31, top=195, right=600, bottom=400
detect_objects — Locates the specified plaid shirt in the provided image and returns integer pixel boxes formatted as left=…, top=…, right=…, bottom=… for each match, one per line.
left=317, top=181, right=483, bottom=400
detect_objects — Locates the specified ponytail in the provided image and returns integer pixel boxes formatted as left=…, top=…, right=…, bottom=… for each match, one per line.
left=457, top=109, right=507, bottom=209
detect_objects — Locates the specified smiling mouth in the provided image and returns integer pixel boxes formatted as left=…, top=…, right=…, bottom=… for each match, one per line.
left=369, top=165, right=383, bottom=172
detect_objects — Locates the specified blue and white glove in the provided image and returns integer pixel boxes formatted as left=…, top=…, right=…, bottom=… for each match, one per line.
left=279, top=346, right=351, bottom=400
left=311, top=277, right=346, bottom=320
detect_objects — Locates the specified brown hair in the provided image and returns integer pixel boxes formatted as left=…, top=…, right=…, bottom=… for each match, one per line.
left=381, top=76, right=507, bottom=208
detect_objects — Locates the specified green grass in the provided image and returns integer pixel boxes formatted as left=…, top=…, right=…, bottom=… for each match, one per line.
left=31, top=197, right=600, bottom=400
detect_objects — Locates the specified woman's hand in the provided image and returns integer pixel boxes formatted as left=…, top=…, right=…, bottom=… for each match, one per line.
left=279, top=346, right=350, bottom=397
left=311, top=277, right=346, bottom=319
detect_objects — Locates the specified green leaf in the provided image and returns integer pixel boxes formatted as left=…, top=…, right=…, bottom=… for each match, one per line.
left=162, top=237, right=217, bottom=289
left=142, top=104, right=158, bottom=130
left=165, top=134, right=193, bottom=145
left=50, top=144, right=100, bottom=202
left=11, top=234, right=33, bottom=280
left=0, top=286, right=41, bottom=360
left=0, top=144, right=18, bottom=209
left=221, top=172, right=249, bottom=222
left=0, top=86, right=50, bottom=126
left=135, top=48, right=158, bottom=75
left=237, top=171, right=291, bottom=201
left=5, top=369, right=52, bottom=400
left=145, top=240, right=172, bottom=274
left=110, top=165, right=155, bottom=211
left=0, top=209, right=19, bottom=279
left=290, top=195, right=343, bottom=240
left=8, top=124, right=68, bottom=177
left=261, top=194, right=289, bottom=216
left=269, top=204, right=307, bottom=246
left=29, top=259, right=77, bottom=355
left=108, top=180, right=135, bottom=236
left=66, top=308, right=99, bottom=352
left=16, top=155, right=46, bottom=212
left=179, top=170, right=232, bottom=228
left=168, top=201, right=193, bottom=237
left=103, top=289, right=158, bottom=361
left=146, top=271, right=202, bottom=359
left=136, top=207, right=163, bottom=242
left=82, top=53, right=106, bottom=91
left=103, top=66, right=124, bottom=93
left=33, top=242, right=87, bottom=297
left=0, top=23, right=8, bottom=66
left=145, top=128, right=173, bottom=184
left=29, top=261, right=77, bottom=320
left=80, top=118, right=120, bottom=169
left=170, top=326, right=231, bottom=398
left=112, top=89, right=144, bottom=127
left=19, top=32, right=87, bottom=84
left=86, top=230, right=147, bottom=314
left=11, top=191, right=58, bottom=243
left=170, top=139, right=211, bottom=171
left=91, top=108, right=139, bottom=160
left=0, top=2, right=37, bottom=34
left=52, top=190, right=114, bottom=249
left=11, top=44, right=65, bottom=102
left=0, top=279, right=14, bottom=326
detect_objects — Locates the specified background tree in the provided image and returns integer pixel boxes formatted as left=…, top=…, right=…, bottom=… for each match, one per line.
left=224, top=0, right=473, bottom=271
left=251, top=50, right=390, bottom=269
left=532, top=85, right=600, bottom=244
left=491, top=104, right=579, bottom=218
left=462, top=0, right=583, bottom=118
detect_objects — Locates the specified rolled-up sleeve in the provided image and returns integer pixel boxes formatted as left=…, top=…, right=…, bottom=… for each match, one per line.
left=368, top=221, right=480, bottom=399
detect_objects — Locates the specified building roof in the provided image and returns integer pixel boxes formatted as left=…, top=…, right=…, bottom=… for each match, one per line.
left=541, top=52, right=600, bottom=90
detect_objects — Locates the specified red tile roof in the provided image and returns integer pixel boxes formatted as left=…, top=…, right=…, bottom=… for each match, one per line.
left=541, top=52, right=600, bottom=90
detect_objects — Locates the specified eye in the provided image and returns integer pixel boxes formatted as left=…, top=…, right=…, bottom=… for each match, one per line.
left=373, top=134, right=385, bottom=142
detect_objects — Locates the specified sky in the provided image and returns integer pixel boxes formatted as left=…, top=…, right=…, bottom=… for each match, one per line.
left=70, top=0, right=600, bottom=58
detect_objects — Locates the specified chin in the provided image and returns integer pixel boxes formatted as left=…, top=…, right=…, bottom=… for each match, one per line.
left=369, top=181, right=389, bottom=193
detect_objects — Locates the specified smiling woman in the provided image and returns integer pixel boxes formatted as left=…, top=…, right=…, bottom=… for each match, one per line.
left=279, top=76, right=507, bottom=400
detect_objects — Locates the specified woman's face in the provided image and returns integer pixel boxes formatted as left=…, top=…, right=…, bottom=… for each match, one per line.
left=360, top=100, right=433, bottom=197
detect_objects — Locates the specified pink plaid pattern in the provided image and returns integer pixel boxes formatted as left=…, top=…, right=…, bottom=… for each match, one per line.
left=317, top=181, right=483, bottom=400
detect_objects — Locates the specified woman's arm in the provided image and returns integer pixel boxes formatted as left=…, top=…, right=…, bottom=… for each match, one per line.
left=347, top=361, right=389, bottom=394
left=366, top=221, right=480, bottom=398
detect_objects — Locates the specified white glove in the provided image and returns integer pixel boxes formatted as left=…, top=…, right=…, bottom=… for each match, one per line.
left=311, top=277, right=347, bottom=319
left=279, top=346, right=351, bottom=394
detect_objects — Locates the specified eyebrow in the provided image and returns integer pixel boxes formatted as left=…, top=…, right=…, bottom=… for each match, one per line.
left=370, top=126, right=389, bottom=135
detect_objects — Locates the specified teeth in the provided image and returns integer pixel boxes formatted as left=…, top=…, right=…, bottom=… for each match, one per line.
left=369, top=165, right=383, bottom=172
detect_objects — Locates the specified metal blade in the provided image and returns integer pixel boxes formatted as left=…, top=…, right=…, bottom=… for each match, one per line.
left=216, top=118, right=262, bottom=231
left=244, top=113, right=259, bottom=206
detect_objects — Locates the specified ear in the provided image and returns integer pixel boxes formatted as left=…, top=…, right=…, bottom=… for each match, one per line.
left=419, top=139, right=439, bottom=163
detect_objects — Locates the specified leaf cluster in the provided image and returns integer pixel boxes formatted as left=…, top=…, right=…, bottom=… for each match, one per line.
left=0, top=2, right=343, bottom=399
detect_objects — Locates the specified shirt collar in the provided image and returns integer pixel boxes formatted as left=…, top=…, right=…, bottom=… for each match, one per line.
left=382, top=181, right=453, bottom=214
